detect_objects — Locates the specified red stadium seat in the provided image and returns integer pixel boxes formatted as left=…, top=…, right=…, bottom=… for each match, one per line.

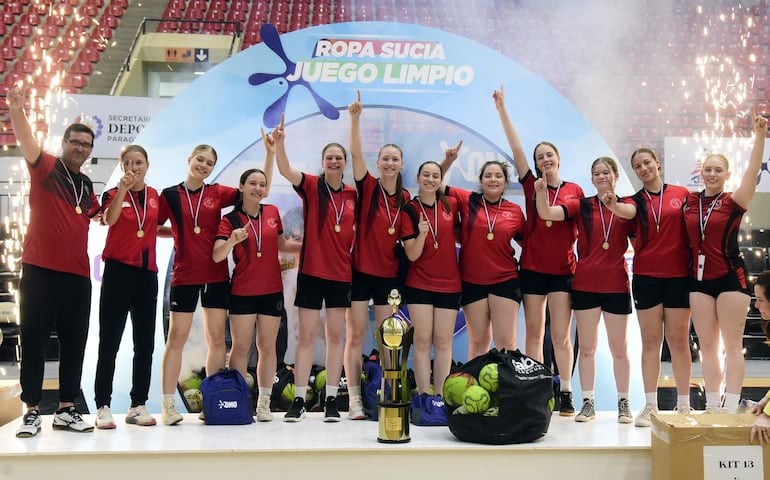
left=1, top=11, right=14, bottom=25
left=102, top=13, right=120, bottom=28
left=62, top=73, right=87, bottom=89
left=19, top=11, right=40, bottom=26
left=79, top=3, right=98, bottom=17
left=157, top=21, right=179, bottom=33
left=71, top=59, right=93, bottom=75
left=50, top=45, right=73, bottom=62
left=108, top=3, right=124, bottom=17
left=163, top=6, right=182, bottom=19
left=94, top=24, right=113, bottom=40
left=11, top=58, right=35, bottom=73
left=78, top=45, right=100, bottom=63
left=0, top=58, right=6, bottom=74
left=0, top=46, right=16, bottom=61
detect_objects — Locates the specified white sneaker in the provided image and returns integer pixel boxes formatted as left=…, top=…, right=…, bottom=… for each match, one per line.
left=347, top=395, right=366, bottom=420
left=256, top=396, right=273, bottom=422
left=15, top=410, right=42, bottom=438
left=53, top=406, right=94, bottom=433
left=96, top=406, right=116, bottom=429
left=676, top=404, right=691, bottom=414
left=634, top=403, right=657, bottom=427
left=162, top=397, right=183, bottom=425
left=126, top=405, right=157, bottom=426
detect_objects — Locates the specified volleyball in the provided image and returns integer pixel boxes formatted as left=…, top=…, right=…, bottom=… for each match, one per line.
left=443, top=372, right=478, bottom=407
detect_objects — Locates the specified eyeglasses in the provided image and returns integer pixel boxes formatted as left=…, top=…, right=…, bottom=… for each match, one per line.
left=66, top=139, right=93, bottom=149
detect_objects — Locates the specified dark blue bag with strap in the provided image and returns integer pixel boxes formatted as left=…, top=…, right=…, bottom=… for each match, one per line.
left=361, top=351, right=383, bottom=420
left=201, top=369, right=254, bottom=425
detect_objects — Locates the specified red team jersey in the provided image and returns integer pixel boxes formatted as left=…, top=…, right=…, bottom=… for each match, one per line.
left=447, top=187, right=525, bottom=285
left=563, top=196, right=634, bottom=293
left=520, top=170, right=584, bottom=275
left=352, top=172, right=410, bottom=278
left=624, top=184, right=690, bottom=278
left=216, top=206, right=284, bottom=296
left=294, top=173, right=357, bottom=282
left=23, top=152, right=100, bottom=278
left=400, top=196, right=461, bottom=293
left=683, top=191, right=746, bottom=281
left=101, top=186, right=160, bottom=272
left=159, top=182, right=238, bottom=286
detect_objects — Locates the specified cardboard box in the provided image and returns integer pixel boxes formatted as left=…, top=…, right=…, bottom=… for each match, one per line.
left=651, top=413, right=770, bottom=480
left=0, top=380, right=22, bottom=427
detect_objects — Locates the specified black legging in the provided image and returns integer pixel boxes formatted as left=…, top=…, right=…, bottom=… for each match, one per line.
left=94, top=259, right=158, bottom=408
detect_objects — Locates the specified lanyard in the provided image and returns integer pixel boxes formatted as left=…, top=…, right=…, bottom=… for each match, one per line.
left=324, top=180, right=344, bottom=233
left=60, top=158, right=84, bottom=214
left=698, top=191, right=724, bottom=243
left=643, top=185, right=664, bottom=233
left=378, top=179, right=401, bottom=235
left=183, top=182, right=205, bottom=234
left=416, top=197, right=439, bottom=249
left=482, top=195, right=501, bottom=240
left=598, top=198, right=615, bottom=250
left=127, top=186, right=147, bottom=238
left=244, top=208, right=263, bottom=258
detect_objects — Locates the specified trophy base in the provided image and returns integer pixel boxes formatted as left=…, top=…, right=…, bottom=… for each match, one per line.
left=377, top=403, right=411, bottom=444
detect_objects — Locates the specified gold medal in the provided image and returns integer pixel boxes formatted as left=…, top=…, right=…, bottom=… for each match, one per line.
left=602, top=241, right=610, bottom=250
left=433, top=242, right=439, bottom=249
left=545, top=220, right=552, bottom=228
left=194, top=226, right=201, bottom=234
left=334, top=224, right=341, bottom=233
left=75, top=205, right=82, bottom=215
left=136, top=230, right=144, bottom=238
left=388, top=226, right=395, bottom=235
left=487, top=232, right=494, bottom=240
left=257, top=252, right=262, bottom=258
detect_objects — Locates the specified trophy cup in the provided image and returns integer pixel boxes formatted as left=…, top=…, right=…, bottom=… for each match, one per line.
left=375, top=289, right=413, bottom=443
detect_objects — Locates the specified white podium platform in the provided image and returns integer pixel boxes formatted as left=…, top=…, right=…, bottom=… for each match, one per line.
left=1, top=411, right=652, bottom=480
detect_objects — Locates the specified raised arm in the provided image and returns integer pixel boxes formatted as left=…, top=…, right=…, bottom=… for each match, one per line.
left=6, top=85, right=41, bottom=165
left=348, top=90, right=367, bottom=182
left=272, top=113, right=303, bottom=187
left=535, top=178, right=566, bottom=221
left=733, top=110, right=768, bottom=209
left=493, top=85, right=529, bottom=179
left=261, top=127, right=276, bottom=197
left=440, top=140, right=463, bottom=174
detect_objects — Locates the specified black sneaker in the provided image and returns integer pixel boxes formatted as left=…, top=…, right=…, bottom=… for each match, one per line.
left=53, top=406, right=94, bottom=433
left=283, top=397, right=306, bottom=422
left=559, top=391, right=576, bottom=417
left=324, top=396, right=341, bottom=423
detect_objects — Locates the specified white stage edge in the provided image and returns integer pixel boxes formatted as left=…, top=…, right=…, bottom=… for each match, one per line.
left=2, top=411, right=652, bottom=479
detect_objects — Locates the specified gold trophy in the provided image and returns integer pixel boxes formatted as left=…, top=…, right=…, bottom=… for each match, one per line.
left=375, top=289, right=413, bottom=443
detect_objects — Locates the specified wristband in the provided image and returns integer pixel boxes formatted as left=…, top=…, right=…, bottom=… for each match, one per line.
left=765, top=390, right=770, bottom=400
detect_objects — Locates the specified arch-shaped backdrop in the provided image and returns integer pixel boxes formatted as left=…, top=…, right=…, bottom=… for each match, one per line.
left=82, top=22, right=640, bottom=414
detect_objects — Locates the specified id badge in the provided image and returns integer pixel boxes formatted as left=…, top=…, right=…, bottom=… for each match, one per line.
left=697, top=253, right=706, bottom=281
